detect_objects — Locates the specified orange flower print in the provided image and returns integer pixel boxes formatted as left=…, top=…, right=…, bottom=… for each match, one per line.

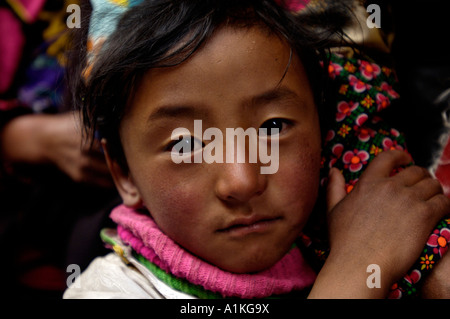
left=361, top=94, right=375, bottom=108
left=370, top=145, right=383, bottom=156
left=344, top=61, right=356, bottom=73
left=337, top=124, right=351, bottom=138
left=420, top=254, right=435, bottom=270
left=339, top=84, right=348, bottom=95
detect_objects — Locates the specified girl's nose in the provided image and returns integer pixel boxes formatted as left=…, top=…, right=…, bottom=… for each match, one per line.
left=215, top=161, right=267, bottom=204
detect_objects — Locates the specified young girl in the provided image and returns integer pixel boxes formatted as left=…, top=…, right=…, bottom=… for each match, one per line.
left=64, top=0, right=450, bottom=299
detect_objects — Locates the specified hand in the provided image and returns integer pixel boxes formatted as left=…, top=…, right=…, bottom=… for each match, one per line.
left=1, top=112, right=114, bottom=188
left=309, top=150, right=450, bottom=298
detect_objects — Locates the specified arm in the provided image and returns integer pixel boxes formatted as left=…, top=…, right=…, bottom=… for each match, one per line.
left=0, top=112, right=113, bottom=188
left=309, top=150, right=450, bottom=298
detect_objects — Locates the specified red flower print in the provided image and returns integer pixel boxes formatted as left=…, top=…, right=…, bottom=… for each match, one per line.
left=329, top=143, right=344, bottom=168
left=348, top=74, right=370, bottom=93
left=427, top=228, right=450, bottom=257
left=388, top=269, right=423, bottom=298
left=404, top=269, right=421, bottom=285
left=343, top=149, right=369, bottom=172
left=359, top=60, right=381, bottom=81
left=380, top=82, right=400, bottom=99
left=382, top=137, right=403, bottom=151
left=390, top=128, right=400, bottom=137
left=388, top=283, right=402, bottom=299
left=376, top=93, right=390, bottom=111
left=325, top=129, right=335, bottom=142
left=331, top=143, right=344, bottom=157
left=336, top=101, right=358, bottom=122
left=354, top=125, right=375, bottom=143
left=328, top=62, right=343, bottom=79
left=354, top=113, right=368, bottom=127
left=371, top=116, right=382, bottom=125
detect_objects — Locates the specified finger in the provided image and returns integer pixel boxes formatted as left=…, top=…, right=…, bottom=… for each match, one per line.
left=425, top=194, right=450, bottom=223
left=360, top=150, right=412, bottom=180
left=391, top=165, right=431, bottom=187
left=412, top=177, right=445, bottom=201
left=326, top=167, right=347, bottom=213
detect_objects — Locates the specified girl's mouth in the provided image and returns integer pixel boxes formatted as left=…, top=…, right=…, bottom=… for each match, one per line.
left=217, top=216, right=282, bottom=237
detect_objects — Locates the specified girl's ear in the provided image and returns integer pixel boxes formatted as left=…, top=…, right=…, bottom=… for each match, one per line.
left=101, top=139, right=143, bottom=208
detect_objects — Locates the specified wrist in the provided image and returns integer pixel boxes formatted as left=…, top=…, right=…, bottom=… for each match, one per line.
left=308, top=251, right=392, bottom=299
left=1, top=114, right=53, bottom=164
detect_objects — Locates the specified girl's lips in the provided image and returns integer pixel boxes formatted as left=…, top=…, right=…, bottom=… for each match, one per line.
left=217, top=216, right=282, bottom=237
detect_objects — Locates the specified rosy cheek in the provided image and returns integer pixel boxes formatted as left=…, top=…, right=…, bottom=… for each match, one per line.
left=276, top=149, right=321, bottom=208
left=151, top=183, right=195, bottom=213
left=143, top=176, right=205, bottom=226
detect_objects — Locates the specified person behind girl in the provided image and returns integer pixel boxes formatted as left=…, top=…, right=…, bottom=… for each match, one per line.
left=64, top=0, right=450, bottom=298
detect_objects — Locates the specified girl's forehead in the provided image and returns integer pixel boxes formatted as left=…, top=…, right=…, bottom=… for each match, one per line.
left=199, top=25, right=288, bottom=61
left=132, top=26, right=295, bottom=110
left=122, top=25, right=314, bottom=133
left=143, top=26, right=292, bottom=87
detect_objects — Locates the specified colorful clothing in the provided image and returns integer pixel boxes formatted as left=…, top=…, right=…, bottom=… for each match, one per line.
left=303, top=52, right=450, bottom=299
left=0, top=0, right=73, bottom=112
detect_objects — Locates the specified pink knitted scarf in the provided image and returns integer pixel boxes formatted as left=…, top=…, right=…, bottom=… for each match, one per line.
left=110, top=204, right=316, bottom=298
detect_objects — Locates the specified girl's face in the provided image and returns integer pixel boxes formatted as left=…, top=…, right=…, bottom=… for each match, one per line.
left=108, top=26, right=322, bottom=273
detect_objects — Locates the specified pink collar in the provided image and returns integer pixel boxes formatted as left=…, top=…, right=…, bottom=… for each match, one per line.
left=110, top=205, right=316, bottom=298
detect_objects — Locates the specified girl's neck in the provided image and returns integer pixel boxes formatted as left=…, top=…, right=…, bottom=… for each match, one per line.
left=110, top=204, right=317, bottom=298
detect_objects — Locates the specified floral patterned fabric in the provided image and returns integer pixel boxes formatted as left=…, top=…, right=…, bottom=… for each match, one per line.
left=305, top=52, right=450, bottom=299
left=320, top=53, right=404, bottom=193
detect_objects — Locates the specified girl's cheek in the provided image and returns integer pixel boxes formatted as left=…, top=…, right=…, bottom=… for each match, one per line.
left=145, top=174, right=205, bottom=217
left=276, top=145, right=321, bottom=201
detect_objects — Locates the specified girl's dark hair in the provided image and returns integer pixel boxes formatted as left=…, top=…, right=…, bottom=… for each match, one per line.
left=67, top=0, right=354, bottom=170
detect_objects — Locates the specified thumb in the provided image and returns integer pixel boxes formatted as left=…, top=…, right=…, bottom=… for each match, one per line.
left=326, top=167, right=347, bottom=213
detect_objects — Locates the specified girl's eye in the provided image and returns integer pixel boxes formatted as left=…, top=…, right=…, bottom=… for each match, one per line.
left=169, top=136, right=204, bottom=155
left=259, top=118, right=291, bottom=136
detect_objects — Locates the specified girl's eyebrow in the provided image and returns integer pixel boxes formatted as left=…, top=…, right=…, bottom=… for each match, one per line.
left=250, top=86, right=301, bottom=107
left=147, top=105, right=208, bottom=123
left=147, top=87, right=302, bottom=124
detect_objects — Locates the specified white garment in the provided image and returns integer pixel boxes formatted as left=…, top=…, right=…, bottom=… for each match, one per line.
left=63, top=248, right=195, bottom=299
